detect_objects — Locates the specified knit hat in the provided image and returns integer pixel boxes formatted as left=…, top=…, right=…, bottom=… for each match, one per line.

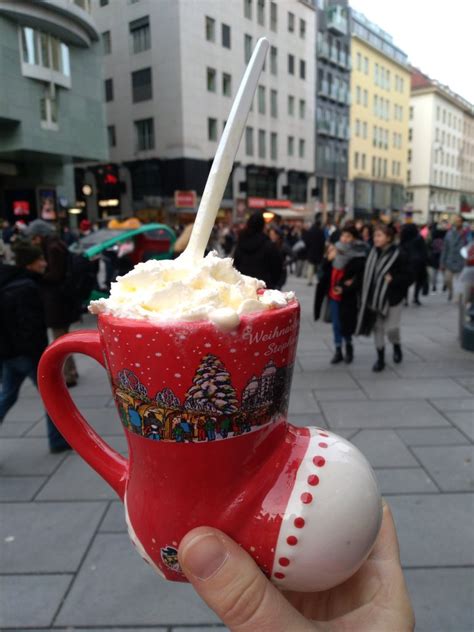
left=12, top=240, right=44, bottom=268
left=24, top=219, right=55, bottom=238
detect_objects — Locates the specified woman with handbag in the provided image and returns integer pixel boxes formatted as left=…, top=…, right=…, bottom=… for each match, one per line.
left=356, top=224, right=412, bottom=372
left=314, top=225, right=367, bottom=364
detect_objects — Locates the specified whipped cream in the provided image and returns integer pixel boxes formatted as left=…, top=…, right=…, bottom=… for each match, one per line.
left=89, top=251, right=294, bottom=328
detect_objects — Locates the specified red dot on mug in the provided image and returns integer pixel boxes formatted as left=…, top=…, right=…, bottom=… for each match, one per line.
left=301, top=492, right=313, bottom=504
left=294, top=517, right=305, bottom=528
left=274, top=572, right=285, bottom=579
left=279, top=557, right=290, bottom=567
left=318, top=442, right=328, bottom=448
left=307, top=474, right=320, bottom=486
left=313, top=456, right=326, bottom=467
left=287, top=536, right=298, bottom=545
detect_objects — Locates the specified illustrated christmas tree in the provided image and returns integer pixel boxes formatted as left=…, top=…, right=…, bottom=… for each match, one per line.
left=184, top=354, right=238, bottom=415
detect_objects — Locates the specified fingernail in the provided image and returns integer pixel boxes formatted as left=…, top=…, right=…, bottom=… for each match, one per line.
left=182, top=533, right=229, bottom=581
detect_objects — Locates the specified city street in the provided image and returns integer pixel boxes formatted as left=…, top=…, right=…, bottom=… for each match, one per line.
left=0, top=275, right=473, bottom=632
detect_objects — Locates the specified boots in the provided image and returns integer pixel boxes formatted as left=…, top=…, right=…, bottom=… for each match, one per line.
left=331, top=347, right=344, bottom=364
left=345, top=342, right=354, bottom=364
left=372, top=347, right=385, bottom=372
left=393, top=343, right=403, bottom=364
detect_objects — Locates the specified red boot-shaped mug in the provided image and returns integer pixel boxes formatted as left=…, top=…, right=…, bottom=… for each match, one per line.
left=38, top=299, right=382, bottom=591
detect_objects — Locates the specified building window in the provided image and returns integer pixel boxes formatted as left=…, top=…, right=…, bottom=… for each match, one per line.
left=208, top=117, right=218, bottom=141
left=299, top=18, right=306, bottom=38
left=372, top=156, right=376, bottom=177
left=21, top=27, right=70, bottom=76
left=363, top=89, right=368, bottom=107
left=408, top=128, right=412, bottom=141
left=107, top=125, right=116, bottom=147
left=356, top=86, right=361, bottom=104
left=270, top=132, right=277, bottom=160
left=135, top=118, right=154, bottom=150
left=244, top=0, right=252, bottom=19
left=288, top=54, right=294, bottom=75
left=257, top=0, right=265, bottom=25
left=299, top=139, right=305, bottom=158
left=104, top=78, right=113, bottom=102
left=40, top=94, right=58, bottom=129
left=288, top=135, right=294, bottom=156
left=270, top=2, right=277, bottom=31
left=245, top=126, right=254, bottom=155
left=436, top=106, right=440, bottom=121
left=258, top=129, right=266, bottom=158
left=288, top=95, right=294, bottom=116
left=100, top=0, right=108, bottom=5
left=132, top=67, right=152, bottom=102
left=356, top=52, right=361, bottom=70
left=207, top=67, right=216, bottom=92
left=288, top=11, right=294, bottom=32
left=363, top=121, right=367, bottom=138
left=299, top=59, right=305, bottom=79
left=222, top=23, right=231, bottom=48
left=244, top=34, right=253, bottom=62
left=364, top=57, right=369, bottom=74
left=129, top=16, right=150, bottom=53
left=270, top=45, right=277, bottom=74
left=407, top=169, right=411, bottom=184
left=102, top=30, right=111, bottom=54
left=222, top=72, right=232, bottom=96
left=258, top=85, right=266, bottom=114
left=205, top=16, right=215, bottom=42
left=354, top=152, right=359, bottom=169
left=408, top=149, right=412, bottom=162
left=270, top=89, right=278, bottom=117
left=361, top=153, right=366, bottom=170
left=299, top=99, right=305, bottom=119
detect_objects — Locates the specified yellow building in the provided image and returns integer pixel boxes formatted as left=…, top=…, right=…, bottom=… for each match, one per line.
left=349, top=11, right=410, bottom=219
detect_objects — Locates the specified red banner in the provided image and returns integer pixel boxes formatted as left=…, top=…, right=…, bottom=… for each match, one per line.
left=174, top=190, right=197, bottom=208
left=247, top=197, right=292, bottom=209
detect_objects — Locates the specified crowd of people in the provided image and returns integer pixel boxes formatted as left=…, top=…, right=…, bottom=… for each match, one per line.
left=230, top=211, right=472, bottom=370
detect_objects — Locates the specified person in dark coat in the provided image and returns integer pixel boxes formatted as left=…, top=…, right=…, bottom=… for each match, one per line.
left=24, top=219, right=80, bottom=386
left=400, top=223, right=428, bottom=305
left=0, top=241, right=70, bottom=453
left=314, top=225, right=367, bottom=364
left=356, top=224, right=412, bottom=372
left=427, top=223, right=447, bottom=292
left=233, top=212, right=283, bottom=289
left=303, top=217, right=326, bottom=285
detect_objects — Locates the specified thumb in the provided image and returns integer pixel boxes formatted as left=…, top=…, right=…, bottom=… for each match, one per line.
left=178, top=527, right=313, bottom=632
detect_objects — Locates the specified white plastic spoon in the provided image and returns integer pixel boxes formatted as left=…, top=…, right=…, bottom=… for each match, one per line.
left=181, top=37, right=269, bottom=262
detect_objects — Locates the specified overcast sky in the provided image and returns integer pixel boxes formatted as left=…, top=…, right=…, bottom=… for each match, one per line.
left=349, top=0, right=474, bottom=105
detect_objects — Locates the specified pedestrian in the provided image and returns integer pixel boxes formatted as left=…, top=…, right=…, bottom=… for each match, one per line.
left=427, top=222, right=447, bottom=292
left=440, top=215, right=469, bottom=301
left=233, top=212, right=283, bottom=290
left=0, top=240, right=70, bottom=453
left=356, top=223, right=412, bottom=372
left=24, top=219, right=81, bottom=387
left=400, top=223, right=428, bottom=306
left=314, top=225, right=367, bottom=364
left=303, top=216, right=325, bottom=286
left=268, top=225, right=290, bottom=290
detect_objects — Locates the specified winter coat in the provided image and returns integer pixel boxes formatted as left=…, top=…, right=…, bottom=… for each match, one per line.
left=356, top=245, right=412, bottom=335
left=400, top=229, right=428, bottom=286
left=233, top=232, right=283, bottom=289
left=0, top=264, right=49, bottom=360
left=303, top=224, right=326, bottom=265
left=40, top=235, right=81, bottom=328
left=314, top=255, right=366, bottom=338
left=440, top=228, right=467, bottom=273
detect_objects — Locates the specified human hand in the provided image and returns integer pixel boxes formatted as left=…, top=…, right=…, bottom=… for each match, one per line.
left=178, top=502, right=415, bottom=632
left=332, top=286, right=342, bottom=295
left=385, top=273, right=393, bottom=284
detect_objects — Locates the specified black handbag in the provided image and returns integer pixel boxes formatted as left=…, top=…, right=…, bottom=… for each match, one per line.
left=359, top=307, right=377, bottom=336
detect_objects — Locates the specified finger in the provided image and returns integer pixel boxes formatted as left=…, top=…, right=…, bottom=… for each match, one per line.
left=369, top=501, right=401, bottom=564
left=178, top=527, right=313, bottom=632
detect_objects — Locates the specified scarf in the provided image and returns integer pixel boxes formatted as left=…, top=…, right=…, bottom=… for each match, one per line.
left=356, top=244, right=399, bottom=334
left=333, top=240, right=367, bottom=270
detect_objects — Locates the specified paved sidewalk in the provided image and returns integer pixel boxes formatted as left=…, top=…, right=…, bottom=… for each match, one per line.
left=1, top=276, right=473, bottom=631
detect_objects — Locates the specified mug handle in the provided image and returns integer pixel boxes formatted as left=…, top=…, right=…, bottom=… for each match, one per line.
left=38, top=330, right=128, bottom=500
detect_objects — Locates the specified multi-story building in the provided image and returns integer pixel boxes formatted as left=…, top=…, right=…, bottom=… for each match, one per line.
left=313, top=0, right=350, bottom=217
left=0, top=0, right=107, bottom=224
left=348, top=10, right=410, bottom=220
left=407, top=68, right=474, bottom=224
left=90, top=0, right=315, bottom=221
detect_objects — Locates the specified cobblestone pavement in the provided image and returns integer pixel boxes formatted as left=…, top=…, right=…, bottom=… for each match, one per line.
left=1, top=276, right=473, bottom=631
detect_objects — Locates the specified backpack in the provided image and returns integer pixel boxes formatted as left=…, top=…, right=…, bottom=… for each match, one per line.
left=61, top=251, right=96, bottom=303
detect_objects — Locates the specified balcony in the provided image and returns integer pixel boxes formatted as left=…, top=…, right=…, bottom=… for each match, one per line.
left=329, top=46, right=339, bottom=64
left=330, top=84, right=339, bottom=101
left=317, top=39, right=329, bottom=60
left=317, top=120, right=330, bottom=135
left=327, top=6, right=348, bottom=35
left=338, top=89, right=349, bottom=105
